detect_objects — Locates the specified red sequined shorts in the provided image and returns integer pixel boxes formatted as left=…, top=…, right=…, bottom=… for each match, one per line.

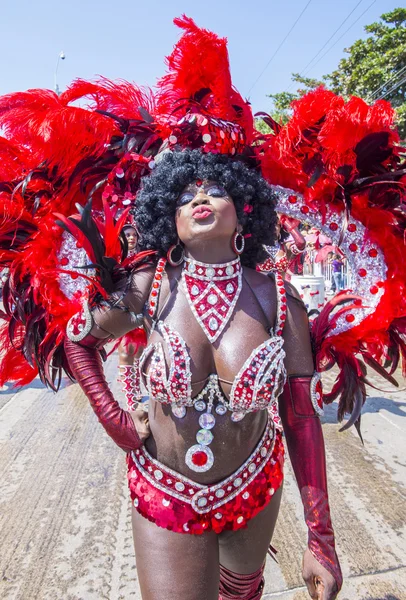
left=127, top=417, right=284, bottom=535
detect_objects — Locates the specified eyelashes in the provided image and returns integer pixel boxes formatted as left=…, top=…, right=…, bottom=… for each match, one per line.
left=176, top=186, right=227, bottom=207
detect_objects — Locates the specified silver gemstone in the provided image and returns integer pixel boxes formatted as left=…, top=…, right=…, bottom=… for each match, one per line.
left=197, top=497, right=208, bottom=507
left=206, top=267, right=215, bottom=278
left=260, top=447, right=267, bottom=457
left=194, top=400, right=206, bottom=412
left=233, top=477, right=242, bottom=487
left=237, top=516, right=244, bottom=524
left=226, top=283, right=234, bottom=294
left=242, top=492, right=250, bottom=500
left=162, top=498, right=171, bottom=507
left=214, top=512, right=222, bottom=519
left=154, top=469, right=163, bottom=480
left=188, top=263, right=195, bottom=273
left=175, top=481, right=185, bottom=492
left=172, top=405, right=187, bottom=419
left=196, top=428, right=214, bottom=445
left=139, top=456, right=145, bottom=465
left=133, top=498, right=139, bottom=508
left=248, top=463, right=256, bottom=473
left=183, top=523, right=190, bottom=532
left=207, top=294, right=218, bottom=305
left=199, top=413, right=216, bottom=429
left=215, top=489, right=225, bottom=498
left=218, top=269, right=223, bottom=275
left=209, top=317, right=219, bottom=331
left=191, top=285, right=200, bottom=296
left=226, top=265, right=234, bottom=275
left=231, top=411, right=245, bottom=422
left=269, top=487, right=275, bottom=496
left=215, top=404, right=227, bottom=415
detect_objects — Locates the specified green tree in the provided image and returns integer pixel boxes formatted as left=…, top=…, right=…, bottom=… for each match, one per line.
left=259, top=9, right=406, bottom=138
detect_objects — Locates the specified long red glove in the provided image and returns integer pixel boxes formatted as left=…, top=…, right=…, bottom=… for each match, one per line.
left=64, top=336, right=141, bottom=453
left=279, top=376, right=342, bottom=591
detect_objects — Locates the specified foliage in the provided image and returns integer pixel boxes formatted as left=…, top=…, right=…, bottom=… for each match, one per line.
left=263, top=9, right=406, bottom=138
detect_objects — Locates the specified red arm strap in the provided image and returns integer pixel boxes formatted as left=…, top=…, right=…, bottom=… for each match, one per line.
left=279, top=376, right=342, bottom=591
left=64, top=336, right=141, bottom=453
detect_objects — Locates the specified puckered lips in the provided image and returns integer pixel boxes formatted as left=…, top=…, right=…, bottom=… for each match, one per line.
left=192, top=205, right=213, bottom=220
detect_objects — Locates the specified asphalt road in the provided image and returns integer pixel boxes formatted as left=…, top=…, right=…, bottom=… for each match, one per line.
left=1, top=357, right=405, bottom=600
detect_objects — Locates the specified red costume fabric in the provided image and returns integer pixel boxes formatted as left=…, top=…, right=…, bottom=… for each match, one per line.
left=127, top=426, right=284, bottom=535
left=219, top=564, right=265, bottom=600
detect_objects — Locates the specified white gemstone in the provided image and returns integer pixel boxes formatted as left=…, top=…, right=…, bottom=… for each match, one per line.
left=154, top=470, right=163, bottom=480
left=231, top=411, right=245, bottom=422
left=183, top=523, right=190, bottom=532
left=226, top=283, right=234, bottom=294
left=207, top=294, right=218, bottom=305
left=191, top=285, right=199, bottom=296
left=162, top=498, right=171, bottom=507
left=214, top=512, right=222, bottom=519
left=237, top=516, right=244, bottom=524
left=172, top=405, right=186, bottom=419
left=189, top=489, right=194, bottom=495
left=233, top=477, right=242, bottom=487
left=206, top=267, right=215, bottom=278
left=248, top=463, right=256, bottom=473
left=77, top=324, right=84, bottom=331
left=133, top=498, right=139, bottom=507
left=202, top=133, right=212, bottom=143
left=209, top=317, right=218, bottom=331
left=215, top=404, right=227, bottom=415
left=166, top=479, right=172, bottom=484
left=197, top=497, right=208, bottom=507
left=195, top=400, right=206, bottom=411
left=139, top=456, right=145, bottom=465
left=227, top=486, right=232, bottom=491
left=215, top=489, right=225, bottom=498
left=260, top=447, right=267, bottom=457
left=218, top=269, right=223, bottom=275
left=196, top=428, right=214, bottom=445
left=269, top=487, right=275, bottom=496
left=175, top=481, right=185, bottom=492
left=242, top=492, right=250, bottom=500
left=188, top=263, right=196, bottom=273
left=199, top=413, right=216, bottom=429
left=169, top=135, right=178, bottom=144
left=226, top=265, right=234, bottom=275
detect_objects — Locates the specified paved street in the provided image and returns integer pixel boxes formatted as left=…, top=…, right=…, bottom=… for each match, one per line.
left=1, top=356, right=405, bottom=600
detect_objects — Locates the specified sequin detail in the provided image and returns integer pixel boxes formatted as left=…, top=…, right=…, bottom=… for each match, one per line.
left=127, top=427, right=284, bottom=535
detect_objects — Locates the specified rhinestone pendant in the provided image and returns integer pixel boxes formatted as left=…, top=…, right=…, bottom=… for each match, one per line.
left=196, top=428, right=214, bottom=445
left=172, top=405, right=187, bottom=419
left=215, top=404, right=227, bottom=415
left=185, top=445, right=214, bottom=472
left=199, top=412, right=216, bottom=429
left=194, top=400, right=206, bottom=411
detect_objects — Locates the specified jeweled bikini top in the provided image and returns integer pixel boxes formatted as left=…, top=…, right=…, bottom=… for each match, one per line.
left=140, top=257, right=287, bottom=422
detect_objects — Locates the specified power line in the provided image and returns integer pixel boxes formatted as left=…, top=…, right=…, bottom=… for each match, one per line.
left=377, top=74, right=406, bottom=101
left=367, top=64, right=406, bottom=101
left=287, top=0, right=365, bottom=91
left=247, top=0, right=314, bottom=96
left=302, top=0, right=377, bottom=76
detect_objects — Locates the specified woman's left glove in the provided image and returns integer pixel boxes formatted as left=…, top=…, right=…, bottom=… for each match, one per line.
left=64, top=337, right=144, bottom=452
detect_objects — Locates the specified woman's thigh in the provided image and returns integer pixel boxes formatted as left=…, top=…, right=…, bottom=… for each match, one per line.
left=218, top=485, right=283, bottom=574
left=132, top=507, right=220, bottom=600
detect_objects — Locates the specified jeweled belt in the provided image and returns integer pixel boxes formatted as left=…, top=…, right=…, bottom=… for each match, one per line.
left=131, top=416, right=275, bottom=515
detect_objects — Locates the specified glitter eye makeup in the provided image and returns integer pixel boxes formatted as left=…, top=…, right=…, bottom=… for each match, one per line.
left=177, top=183, right=227, bottom=207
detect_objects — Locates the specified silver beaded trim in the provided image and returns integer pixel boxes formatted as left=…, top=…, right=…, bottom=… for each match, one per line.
left=66, top=300, right=93, bottom=342
left=310, top=371, right=324, bottom=416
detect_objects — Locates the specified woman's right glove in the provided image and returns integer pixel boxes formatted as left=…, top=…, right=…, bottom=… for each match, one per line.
left=64, top=336, right=145, bottom=452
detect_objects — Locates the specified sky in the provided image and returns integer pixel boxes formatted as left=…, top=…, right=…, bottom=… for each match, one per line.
left=0, top=0, right=400, bottom=113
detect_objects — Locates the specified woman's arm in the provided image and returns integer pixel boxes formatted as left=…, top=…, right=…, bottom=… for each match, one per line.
left=64, top=265, right=155, bottom=452
left=279, top=283, right=342, bottom=600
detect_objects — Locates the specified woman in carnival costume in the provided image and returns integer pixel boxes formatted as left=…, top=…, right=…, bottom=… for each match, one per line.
left=0, top=16, right=405, bottom=600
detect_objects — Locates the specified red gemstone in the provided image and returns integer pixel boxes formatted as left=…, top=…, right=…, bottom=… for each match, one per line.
left=346, top=314, right=355, bottom=322
left=349, top=243, right=358, bottom=252
left=370, top=286, right=379, bottom=294
left=155, top=274, right=162, bottom=280
left=60, top=257, right=69, bottom=266
left=348, top=223, right=357, bottom=232
left=368, top=248, right=378, bottom=257
left=151, top=290, right=158, bottom=297
left=288, top=195, right=297, bottom=204
left=191, top=451, right=208, bottom=466
left=377, top=281, right=384, bottom=288
left=359, top=268, right=367, bottom=277
left=300, top=206, right=309, bottom=214
left=153, top=282, right=159, bottom=288
left=329, top=222, right=338, bottom=231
